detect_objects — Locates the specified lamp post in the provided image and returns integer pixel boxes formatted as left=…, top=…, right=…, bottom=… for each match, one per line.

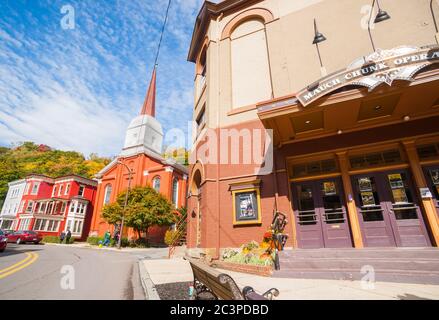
left=368, top=0, right=391, bottom=52
left=312, top=18, right=327, bottom=76
left=431, top=0, right=439, bottom=44
left=117, top=161, right=133, bottom=250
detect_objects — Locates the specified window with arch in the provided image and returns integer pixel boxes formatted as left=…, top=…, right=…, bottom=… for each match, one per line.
left=230, top=18, right=271, bottom=108
left=152, top=176, right=161, bottom=192
left=103, top=184, right=112, bottom=205
left=172, top=178, right=179, bottom=208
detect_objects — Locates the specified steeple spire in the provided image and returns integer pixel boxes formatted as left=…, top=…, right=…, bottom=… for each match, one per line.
left=140, top=67, right=157, bottom=117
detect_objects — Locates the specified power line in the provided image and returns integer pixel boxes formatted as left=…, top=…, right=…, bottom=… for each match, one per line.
left=154, top=0, right=172, bottom=67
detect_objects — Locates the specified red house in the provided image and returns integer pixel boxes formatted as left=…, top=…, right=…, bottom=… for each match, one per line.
left=15, top=174, right=97, bottom=240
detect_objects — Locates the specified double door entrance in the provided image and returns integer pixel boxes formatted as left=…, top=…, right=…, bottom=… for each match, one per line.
left=352, top=170, right=430, bottom=247
left=423, top=166, right=439, bottom=216
left=292, top=178, right=352, bottom=249
left=292, top=170, right=432, bottom=248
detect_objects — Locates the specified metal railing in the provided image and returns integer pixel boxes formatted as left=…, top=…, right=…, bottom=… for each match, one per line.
left=168, top=211, right=188, bottom=258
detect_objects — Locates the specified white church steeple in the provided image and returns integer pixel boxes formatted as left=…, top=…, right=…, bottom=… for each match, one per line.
left=121, top=67, right=163, bottom=157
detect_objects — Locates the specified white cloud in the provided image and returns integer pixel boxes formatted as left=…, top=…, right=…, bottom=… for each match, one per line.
left=0, top=0, right=203, bottom=157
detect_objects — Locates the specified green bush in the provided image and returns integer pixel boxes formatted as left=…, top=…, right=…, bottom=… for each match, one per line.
left=86, top=236, right=129, bottom=247
left=120, top=238, right=130, bottom=247
left=129, top=238, right=149, bottom=248
left=42, top=235, right=74, bottom=244
left=42, top=236, right=59, bottom=243
left=225, top=252, right=273, bottom=266
left=86, top=236, right=102, bottom=246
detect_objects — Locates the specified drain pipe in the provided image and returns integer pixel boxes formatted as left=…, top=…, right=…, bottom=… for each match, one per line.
left=215, top=12, right=224, bottom=260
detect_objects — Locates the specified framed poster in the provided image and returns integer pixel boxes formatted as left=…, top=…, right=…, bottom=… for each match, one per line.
left=361, top=191, right=376, bottom=206
left=429, top=170, right=439, bottom=186
left=232, top=188, right=262, bottom=225
left=388, top=174, right=404, bottom=189
left=358, top=177, right=373, bottom=192
left=391, top=188, right=408, bottom=204
left=322, top=181, right=337, bottom=196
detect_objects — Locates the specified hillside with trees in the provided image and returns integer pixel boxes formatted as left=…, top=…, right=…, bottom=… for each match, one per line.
left=0, top=142, right=112, bottom=205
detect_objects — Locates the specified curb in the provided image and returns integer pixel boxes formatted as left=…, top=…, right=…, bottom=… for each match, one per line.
left=43, top=242, right=156, bottom=253
left=138, top=259, right=161, bottom=300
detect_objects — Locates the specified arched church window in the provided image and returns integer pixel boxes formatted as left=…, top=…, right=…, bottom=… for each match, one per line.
left=103, top=184, right=112, bottom=205
left=172, top=178, right=179, bottom=208
left=153, top=176, right=161, bottom=192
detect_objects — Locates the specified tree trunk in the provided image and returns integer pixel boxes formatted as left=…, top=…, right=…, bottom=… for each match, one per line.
left=145, top=226, right=150, bottom=247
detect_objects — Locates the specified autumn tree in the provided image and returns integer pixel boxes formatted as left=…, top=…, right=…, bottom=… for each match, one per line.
left=101, top=186, right=177, bottom=243
left=0, top=141, right=112, bottom=203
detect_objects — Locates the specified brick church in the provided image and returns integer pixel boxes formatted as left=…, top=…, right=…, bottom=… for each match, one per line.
left=89, top=68, right=188, bottom=243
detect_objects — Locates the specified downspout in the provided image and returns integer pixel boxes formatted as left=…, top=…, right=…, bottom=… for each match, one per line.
left=216, top=12, right=224, bottom=260
left=264, top=18, right=278, bottom=211
left=272, top=148, right=279, bottom=212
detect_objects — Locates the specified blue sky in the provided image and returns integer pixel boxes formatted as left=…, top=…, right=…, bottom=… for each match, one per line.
left=0, top=0, right=204, bottom=157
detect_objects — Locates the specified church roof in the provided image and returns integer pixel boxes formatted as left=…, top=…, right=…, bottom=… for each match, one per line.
left=94, top=151, right=188, bottom=179
left=140, top=67, right=157, bottom=117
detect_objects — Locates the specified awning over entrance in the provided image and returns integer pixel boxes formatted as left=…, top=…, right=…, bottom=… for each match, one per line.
left=257, top=45, right=439, bottom=147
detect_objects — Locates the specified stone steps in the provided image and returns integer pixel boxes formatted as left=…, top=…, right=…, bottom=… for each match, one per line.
left=274, top=248, right=439, bottom=284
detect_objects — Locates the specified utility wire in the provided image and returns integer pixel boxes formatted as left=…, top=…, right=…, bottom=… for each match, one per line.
left=154, top=0, right=172, bottom=67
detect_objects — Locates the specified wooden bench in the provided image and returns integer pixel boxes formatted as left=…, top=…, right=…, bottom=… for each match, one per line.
left=185, top=257, right=279, bottom=300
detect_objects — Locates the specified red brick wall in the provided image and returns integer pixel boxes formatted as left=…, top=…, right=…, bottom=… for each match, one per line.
left=89, top=153, right=187, bottom=244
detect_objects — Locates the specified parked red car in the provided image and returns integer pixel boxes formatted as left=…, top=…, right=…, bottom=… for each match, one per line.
left=0, top=230, right=7, bottom=252
left=2, top=230, right=14, bottom=236
left=7, top=230, right=42, bottom=244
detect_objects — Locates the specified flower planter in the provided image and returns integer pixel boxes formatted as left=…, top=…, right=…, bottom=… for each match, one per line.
left=211, top=260, right=273, bottom=277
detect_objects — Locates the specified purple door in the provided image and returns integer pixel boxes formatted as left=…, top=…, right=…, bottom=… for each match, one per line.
left=292, top=178, right=353, bottom=249
left=423, top=166, right=439, bottom=216
left=352, top=174, right=396, bottom=247
left=292, top=182, right=324, bottom=249
left=353, top=170, right=431, bottom=247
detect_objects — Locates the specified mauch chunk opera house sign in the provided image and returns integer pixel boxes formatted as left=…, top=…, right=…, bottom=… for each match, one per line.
left=297, top=45, right=439, bottom=106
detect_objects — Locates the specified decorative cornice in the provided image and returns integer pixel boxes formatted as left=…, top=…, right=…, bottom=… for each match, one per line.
left=188, top=0, right=264, bottom=62
left=258, top=58, right=439, bottom=119
left=7, top=179, right=26, bottom=187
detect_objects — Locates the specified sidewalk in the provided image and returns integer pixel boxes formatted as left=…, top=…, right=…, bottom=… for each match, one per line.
left=44, top=242, right=170, bottom=257
left=140, top=258, right=439, bottom=300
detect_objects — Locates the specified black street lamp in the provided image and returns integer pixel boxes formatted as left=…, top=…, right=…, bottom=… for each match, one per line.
left=312, top=18, right=327, bottom=75
left=431, top=0, right=439, bottom=44
left=368, top=0, right=391, bottom=52
left=117, top=161, right=133, bottom=249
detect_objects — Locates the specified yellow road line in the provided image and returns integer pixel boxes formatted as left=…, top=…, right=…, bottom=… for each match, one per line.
left=0, top=252, right=39, bottom=279
left=0, top=252, right=33, bottom=275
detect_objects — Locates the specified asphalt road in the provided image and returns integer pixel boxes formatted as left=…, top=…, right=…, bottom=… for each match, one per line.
left=0, top=243, right=146, bottom=300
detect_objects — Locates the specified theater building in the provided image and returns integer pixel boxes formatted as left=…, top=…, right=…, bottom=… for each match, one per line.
left=89, top=68, right=188, bottom=243
left=14, top=174, right=97, bottom=240
left=186, top=0, right=439, bottom=257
